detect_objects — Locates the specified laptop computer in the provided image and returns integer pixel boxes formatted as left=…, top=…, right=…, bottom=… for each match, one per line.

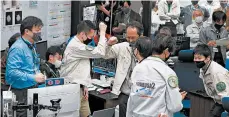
left=92, top=108, right=115, bottom=117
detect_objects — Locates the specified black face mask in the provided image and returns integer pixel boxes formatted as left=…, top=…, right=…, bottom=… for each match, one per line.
left=207, top=0, right=213, bottom=4
left=31, top=32, right=42, bottom=42
left=191, top=1, right=199, bottom=5
left=215, top=24, right=224, bottom=30
left=195, top=61, right=206, bottom=68
left=83, top=39, right=93, bottom=45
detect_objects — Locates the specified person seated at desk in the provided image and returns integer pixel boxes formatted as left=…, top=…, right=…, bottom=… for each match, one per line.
left=186, top=9, right=204, bottom=49
left=193, top=44, right=229, bottom=117
left=112, top=1, right=141, bottom=34
left=40, top=46, right=62, bottom=78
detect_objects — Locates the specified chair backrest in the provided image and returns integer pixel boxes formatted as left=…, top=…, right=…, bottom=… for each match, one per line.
left=222, top=97, right=229, bottom=112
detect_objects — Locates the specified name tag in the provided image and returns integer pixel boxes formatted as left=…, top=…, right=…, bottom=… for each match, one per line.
left=213, top=47, right=218, bottom=53
left=45, top=78, right=65, bottom=87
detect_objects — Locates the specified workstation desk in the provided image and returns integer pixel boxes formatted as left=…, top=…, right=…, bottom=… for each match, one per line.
left=89, top=90, right=118, bottom=113
left=88, top=57, right=217, bottom=116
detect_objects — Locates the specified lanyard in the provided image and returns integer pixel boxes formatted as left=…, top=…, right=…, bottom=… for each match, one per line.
left=21, top=38, right=40, bottom=73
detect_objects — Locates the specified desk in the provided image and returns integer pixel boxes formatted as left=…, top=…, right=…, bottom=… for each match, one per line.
left=189, top=91, right=215, bottom=117
left=89, top=90, right=118, bottom=113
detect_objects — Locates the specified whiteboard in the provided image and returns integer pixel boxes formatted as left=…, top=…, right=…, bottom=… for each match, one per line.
left=1, top=1, right=71, bottom=50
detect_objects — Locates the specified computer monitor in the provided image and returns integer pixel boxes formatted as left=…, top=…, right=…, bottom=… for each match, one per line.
left=92, top=108, right=115, bottom=117
left=27, top=84, right=80, bottom=117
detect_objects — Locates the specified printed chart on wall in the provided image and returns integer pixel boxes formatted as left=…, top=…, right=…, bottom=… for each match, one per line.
left=83, top=5, right=97, bottom=24
left=47, top=1, right=71, bottom=47
left=1, top=1, right=49, bottom=51
left=1, top=0, right=22, bottom=50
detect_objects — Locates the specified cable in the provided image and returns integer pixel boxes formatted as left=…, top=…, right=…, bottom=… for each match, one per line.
left=35, top=109, right=41, bottom=117
left=54, top=109, right=61, bottom=117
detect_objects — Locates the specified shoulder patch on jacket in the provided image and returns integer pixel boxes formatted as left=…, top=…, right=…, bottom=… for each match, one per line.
left=168, top=76, right=178, bottom=88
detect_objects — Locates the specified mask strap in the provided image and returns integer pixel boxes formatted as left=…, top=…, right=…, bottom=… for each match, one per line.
left=204, top=61, right=212, bottom=75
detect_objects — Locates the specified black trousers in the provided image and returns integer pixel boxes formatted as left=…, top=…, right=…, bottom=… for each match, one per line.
left=11, top=88, right=28, bottom=117
left=118, top=93, right=129, bottom=117
left=209, top=103, right=225, bottom=117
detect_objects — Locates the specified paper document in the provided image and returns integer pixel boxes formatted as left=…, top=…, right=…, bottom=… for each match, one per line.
left=216, top=38, right=229, bottom=46
left=152, top=15, right=166, bottom=24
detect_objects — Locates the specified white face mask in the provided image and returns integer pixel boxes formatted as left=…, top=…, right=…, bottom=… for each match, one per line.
left=54, top=60, right=62, bottom=68
left=195, top=16, right=203, bottom=24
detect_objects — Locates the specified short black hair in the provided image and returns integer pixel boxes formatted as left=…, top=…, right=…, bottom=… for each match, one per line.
left=120, top=0, right=131, bottom=6
left=77, top=20, right=97, bottom=34
left=212, top=10, right=226, bottom=22
left=8, top=33, right=21, bottom=48
left=127, top=21, right=144, bottom=36
left=134, top=36, right=153, bottom=58
left=20, top=16, right=43, bottom=35
left=194, top=44, right=212, bottom=59
left=159, top=26, right=172, bottom=36
left=46, top=46, right=62, bottom=61
left=152, top=34, right=175, bottom=55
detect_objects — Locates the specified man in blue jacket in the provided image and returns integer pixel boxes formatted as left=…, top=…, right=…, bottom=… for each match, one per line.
left=5, top=16, right=45, bottom=117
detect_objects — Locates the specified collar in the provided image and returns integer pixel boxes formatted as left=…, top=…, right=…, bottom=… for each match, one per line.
left=200, top=61, right=212, bottom=76
left=210, top=24, right=225, bottom=33
left=190, top=4, right=200, bottom=10
left=21, top=37, right=36, bottom=48
left=191, top=22, right=203, bottom=28
left=46, top=61, right=56, bottom=70
left=148, top=56, right=166, bottom=64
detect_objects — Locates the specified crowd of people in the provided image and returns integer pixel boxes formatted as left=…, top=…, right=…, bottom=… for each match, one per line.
left=2, top=0, right=229, bottom=117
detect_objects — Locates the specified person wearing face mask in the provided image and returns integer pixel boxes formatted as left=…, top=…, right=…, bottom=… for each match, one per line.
left=60, top=20, right=117, bottom=117
left=112, top=1, right=141, bottom=34
left=186, top=9, right=204, bottom=49
left=216, top=0, right=229, bottom=12
left=103, top=21, right=143, bottom=117
left=5, top=16, right=45, bottom=117
left=180, top=0, right=210, bottom=31
left=201, top=0, right=220, bottom=26
left=158, top=0, right=180, bottom=37
left=193, top=44, right=229, bottom=117
left=199, top=10, right=229, bottom=67
left=127, top=34, right=186, bottom=117
left=40, top=46, right=62, bottom=78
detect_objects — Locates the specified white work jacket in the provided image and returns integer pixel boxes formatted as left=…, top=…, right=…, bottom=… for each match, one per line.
left=158, top=0, right=180, bottom=23
left=104, top=42, right=132, bottom=95
left=186, top=22, right=203, bottom=49
left=200, top=61, right=229, bottom=104
left=60, top=35, right=107, bottom=87
left=126, top=57, right=183, bottom=117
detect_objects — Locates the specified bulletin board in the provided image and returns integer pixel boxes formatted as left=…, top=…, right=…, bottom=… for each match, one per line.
left=1, top=1, right=71, bottom=51
left=83, top=5, right=97, bottom=24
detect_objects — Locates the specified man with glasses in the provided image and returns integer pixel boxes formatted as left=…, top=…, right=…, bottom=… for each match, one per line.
left=5, top=16, right=45, bottom=117
left=104, top=21, right=143, bottom=117
left=199, top=10, right=229, bottom=67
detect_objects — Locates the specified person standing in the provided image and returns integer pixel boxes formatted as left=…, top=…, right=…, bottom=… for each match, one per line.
left=5, top=16, right=45, bottom=117
left=104, top=21, right=143, bottom=117
left=199, top=10, right=229, bottom=67
left=127, top=34, right=185, bottom=117
left=60, top=21, right=116, bottom=117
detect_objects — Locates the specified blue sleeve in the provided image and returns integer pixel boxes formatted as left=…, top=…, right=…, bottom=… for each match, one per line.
left=6, top=48, right=36, bottom=89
